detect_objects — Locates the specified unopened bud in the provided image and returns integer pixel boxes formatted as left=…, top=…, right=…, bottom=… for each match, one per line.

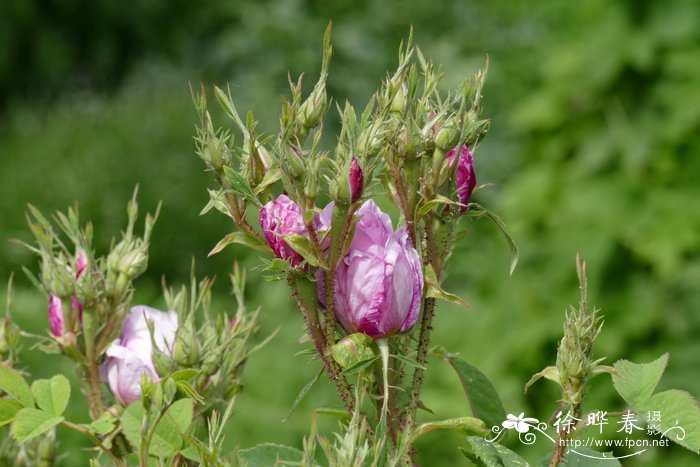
left=173, top=319, right=199, bottom=367
left=48, top=295, right=64, bottom=337
left=435, top=124, right=460, bottom=151
left=349, top=158, right=364, bottom=203
left=331, top=333, right=376, bottom=369
left=75, top=251, right=88, bottom=279
left=389, top=84, right=407, bottom=115
left=299, top=87, right=327, bottom=129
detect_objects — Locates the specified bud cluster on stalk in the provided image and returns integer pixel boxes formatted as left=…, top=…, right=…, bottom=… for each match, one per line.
left=192, top=25, right=511, bottom=463
left=23, top=190, right=158, bottom=352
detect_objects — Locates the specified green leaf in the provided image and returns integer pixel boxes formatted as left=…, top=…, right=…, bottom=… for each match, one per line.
left=209, top=231, right=270, bottom=256
left=393, top=354, right=427, bottom=371
left=460, top=436, right=530, bottom=466
left=170, top=369, right=199, bottom=382
left=424, top=264, right=471, bottom=308
left=86, top=411, right=117, bottom=435
left=0, top=363, right=34, bottom=408
left=122, top=398, right=194, bottom=457
left=11, top=408, right=63, bottom=443
left=612, top=353, right=668, bottom=408
left=283, top=369, right=323, bottom=422
left=417, top=194, right=466, bottom=217
left=223, top=166, right=262, bottom=207
left=642, top=389, right=700, bottom=453
left=412, top=417, right=489, bottom=441
left=31, top=375, right=70, bottom=417
left=0, top=397, right=23, bottom=426
left=281, top=234, right=326, bottom=268
left=254, top=166, right=283, bottom=195
left=524, top=366, right=561, bottom=393
left=238, top=443, right=304, bottom=467
left=467, top=203, right=519, bottom=275
left=555, top=447, right=621, bottom=466
left=313, top=407, right=351, bottom=421
left=341, top=356, right=379, bottom=375
left=445, top=356, right=506, bottom=430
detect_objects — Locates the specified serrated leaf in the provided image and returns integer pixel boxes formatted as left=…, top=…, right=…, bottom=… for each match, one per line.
left=524, top=366, right=561, bottom=393
left=0, top=397, right=23, bottom=426
left=0, top=363, right=34, bottom=408
left=238, top=443, right=304, bottom=467
left=11, top=408, right=63, bottom=442
left=31, top=375, right=70, bottom=417
left=281, top=234, right=326, bottom=268
left=642, top=389, right=700, bottom=453
left=612, top=353, right=668, bottom=407
left=209, top=231, right=270, bottom=256
left=460, top=436, right=530, bottom=466
left=412, top=417, right=489, bottom=441
left=467, top=203, right=519, bottom=275
left=424, top=264, right=471, bottom=308
left=445, top=356, right=506, bottom=430
left=223, top=166, right=262, bottom=207
left=122, top=398, right=194, bottom=457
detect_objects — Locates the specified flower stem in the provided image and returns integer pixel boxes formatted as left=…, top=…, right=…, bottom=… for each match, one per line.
left=288, top=274, right=354, bottom=411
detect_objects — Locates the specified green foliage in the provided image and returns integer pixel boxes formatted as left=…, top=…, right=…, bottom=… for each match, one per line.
left=0, top=364, right=34, bottom=408
left=30, top=375, right=70, bottom=417
left=613, top=354, right=700, bottom=453
left=122, top=398, right=195, bottom=458
left=1, top=0, right=700, bottom=465
left=460, top=435, right=529, bottom=466
left=238, top=443, right=305, bottom=466
left=433, top=347, right=506, bottom=431
left=11, top=408, right=63, bottom=443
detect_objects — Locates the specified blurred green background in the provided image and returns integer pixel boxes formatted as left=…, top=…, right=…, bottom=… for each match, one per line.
left=1, top=0, right=699, bottom=465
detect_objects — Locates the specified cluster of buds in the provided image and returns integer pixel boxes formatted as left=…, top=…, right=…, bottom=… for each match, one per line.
left=192, top=26, right=511, bottom=462
left=102, top=265, right=259, bottom=408
left=525, top=255, right=612, bottom=410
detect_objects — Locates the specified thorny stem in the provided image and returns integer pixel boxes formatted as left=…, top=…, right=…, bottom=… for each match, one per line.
left=403, top=216, right=440, bottom=440
left=549, top=404, right=583, bottom=467
left=85, top=358, right=105, bottom=420
left=389, top=161, right=416, bottom=246
left=287, top=274, right=354, bottom=412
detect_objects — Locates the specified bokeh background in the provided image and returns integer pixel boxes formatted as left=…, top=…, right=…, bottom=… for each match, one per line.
left=1, top=0, right=699, bottom=465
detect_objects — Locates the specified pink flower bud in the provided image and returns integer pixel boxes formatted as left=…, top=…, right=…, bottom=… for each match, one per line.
left=259, top=194, right=308, bottom=266
left=75, top=251, right=88, bottom=279
left=48, top=295, right=64, bottom=337
left=445, top=145, right=476, bottom=210
left=319, top=200, right=423, bottom=338
left=349, top=157, right=364, bottom=203
left=99, top=306, right=178, bottom=405
left=71, top=295, right=83, bottom=322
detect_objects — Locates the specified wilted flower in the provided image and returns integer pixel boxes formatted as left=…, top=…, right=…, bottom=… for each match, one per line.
left=349, top=157, right=364, bottom=203
left=319, top=200, right=423, bottom=338
left=48, top=295, right=64, bottom=337
left=100, top=306, right=178, bottom=405
left=445, top=144, right=476, bottom=209
left=259, top=194, right=307, bottom=266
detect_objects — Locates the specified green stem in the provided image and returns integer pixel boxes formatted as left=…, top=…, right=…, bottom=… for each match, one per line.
left=61, top=420, right=123, bottom=466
